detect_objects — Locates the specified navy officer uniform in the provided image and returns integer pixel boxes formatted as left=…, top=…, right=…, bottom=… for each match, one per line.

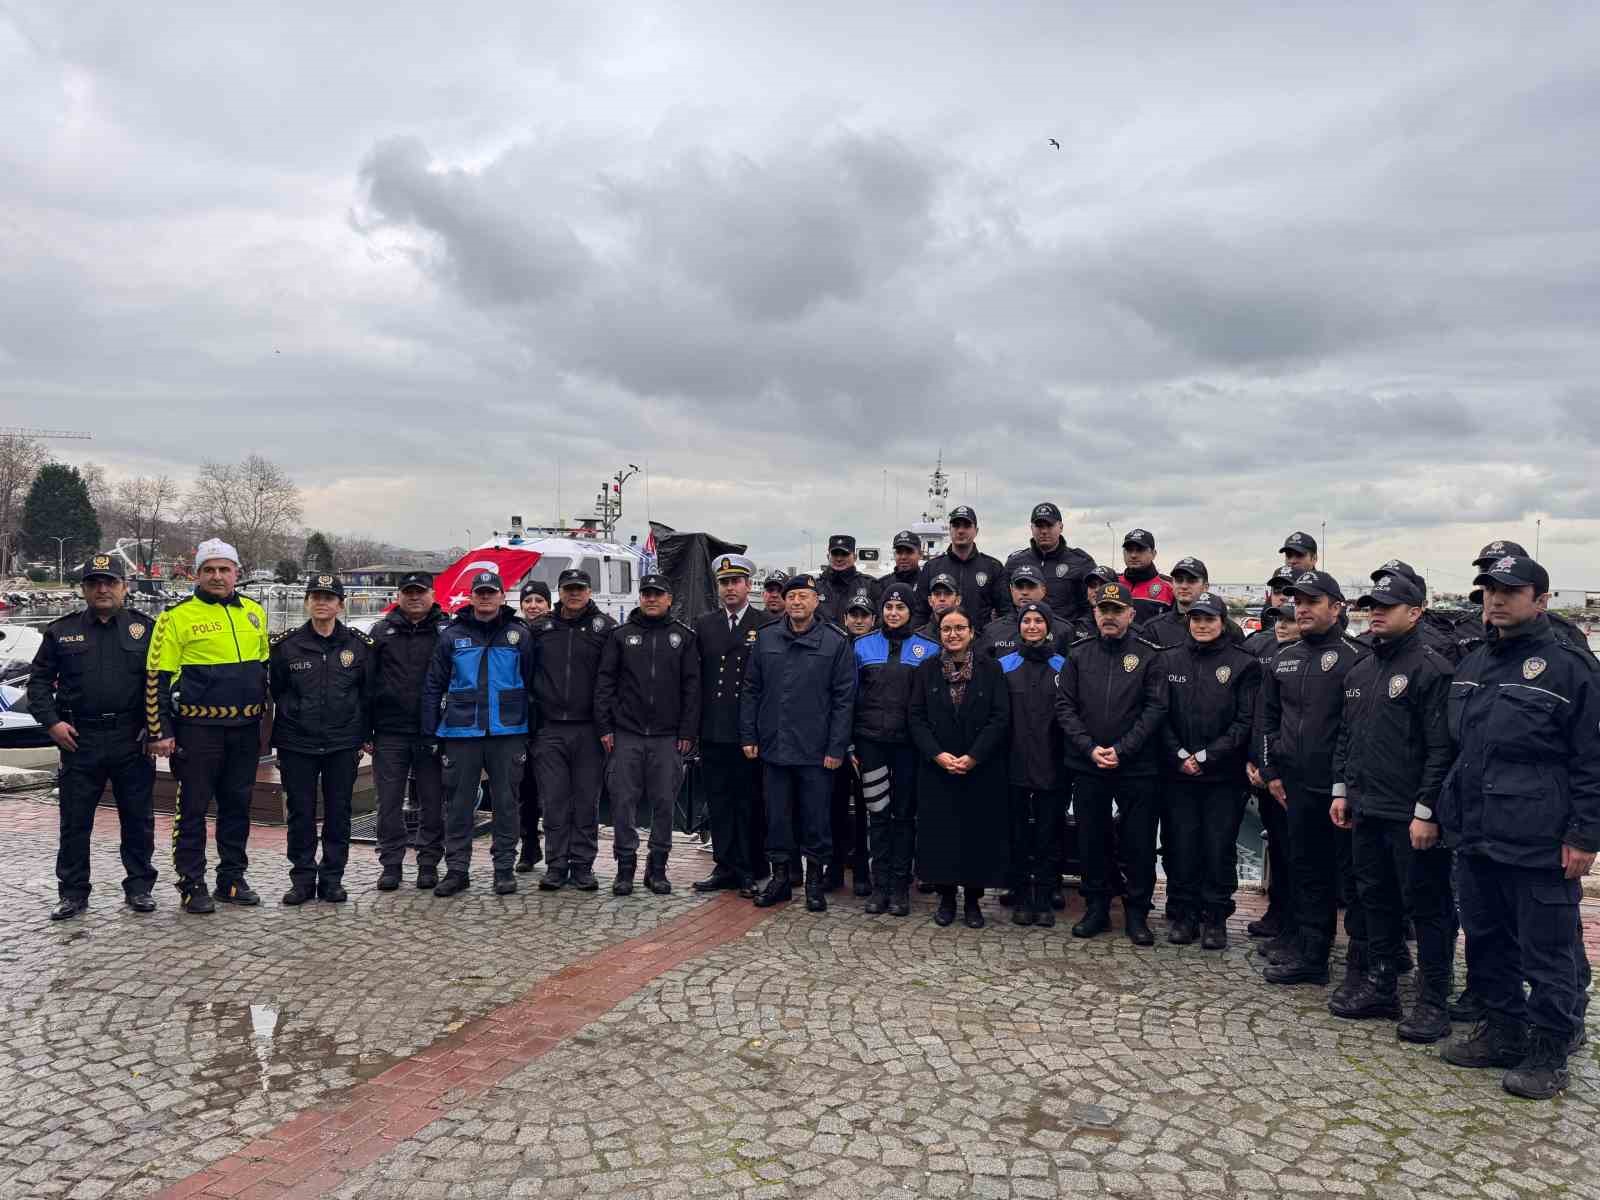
left=26, top=554, right=158, bottom=919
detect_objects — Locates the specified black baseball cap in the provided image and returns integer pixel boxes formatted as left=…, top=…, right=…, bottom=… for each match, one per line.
left=1263, top=603, right=1294, bottom=621
left=1265, top=564, right=1296, bottom=589
left=891, top=529, right=918, bottom=550
left=1473, top=539, right=1528, bottom=568
left=1472, top=555, right=1549, bottom=594
left=520, top=580, right=551, bottom=601
left=639, top=573, right=672, bottom=594
left=1087, top=564, right=1119, bottom=586
left=828, top=534, right=856, bottom=553
left=558, top=568, right=591, bottom=589
left=469, top=570, right=503, bottom=593
left=763, top=570, right=787, bottom=590
left=79, top=554, right=125, bottom=582
left=927, top=572, right=959, bottom=594
left=1095, top=583, right=1133, bottom=609
left=1370, top=559, right=1425, bottom=590
left=846, top=592, right=874, bottom=614
left=1009, top=563, right=1045, bottom=586
left=1171, top=556, right=1208, bottom=581
left=782, top=573, right=819, bottom=595
left=1188, top=591, right=1227, bottom=617
left=1356, top=573, right=1425, bottom=608
left=398, top=571, right=434, bottom=592
left=1280, top=531, right=1318, bottom=555
left=1285, top=570, right=1343, bottom=601
left=948, top=505, right=977, bottom=524
left=1030, top=502, right=1062, bottom=524
left=305, top=572, right=345, bottom=598
left=1122, top=528, right=1155, bottom=550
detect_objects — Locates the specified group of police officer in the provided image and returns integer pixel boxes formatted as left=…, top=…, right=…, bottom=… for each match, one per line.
left=25, top=508, right=1597, bottom=1101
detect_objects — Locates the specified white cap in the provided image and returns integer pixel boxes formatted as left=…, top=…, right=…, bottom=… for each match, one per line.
left=194, top=538, right=241, bottom=570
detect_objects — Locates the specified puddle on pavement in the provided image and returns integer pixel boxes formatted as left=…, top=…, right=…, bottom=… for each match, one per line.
left=183, top=1001, right=400, bottom=1099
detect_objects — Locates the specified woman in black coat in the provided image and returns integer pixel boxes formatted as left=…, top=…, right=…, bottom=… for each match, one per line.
left=908, top=607, right=1011, bottom=928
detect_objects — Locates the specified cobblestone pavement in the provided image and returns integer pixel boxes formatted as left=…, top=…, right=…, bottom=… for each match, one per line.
left=2, top=793, right=1596, bottom=1200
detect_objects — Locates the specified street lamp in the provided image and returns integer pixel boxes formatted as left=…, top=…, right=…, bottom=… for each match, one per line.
left=801, top=529, right=814, bottom=568
left=1105, top=521, right=1115, bottom=561
left=48, top=536, right=71, bottom=584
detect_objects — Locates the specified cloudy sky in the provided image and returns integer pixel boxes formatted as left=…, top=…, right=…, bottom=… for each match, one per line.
left=4, top=1, right=1598, bottom=592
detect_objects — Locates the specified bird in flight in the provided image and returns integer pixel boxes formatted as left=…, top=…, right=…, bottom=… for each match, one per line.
left=1048, top=138, right=1061, bottom=149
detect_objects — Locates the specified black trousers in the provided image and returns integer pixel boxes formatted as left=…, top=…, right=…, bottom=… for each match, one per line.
left=536, top=722, right=604, bottom=870
left=278, top=747, right=358, bottom=888
left=701, top=741, right=760, bottom=880
left=171, top=721, right=261, bottom=888
left=1073, top=772, right=1159, bottom=915
left=606, top=732, right=681, bottom=861
left=1351, top=814, right=1456, bottom=1001
left=56, top=724, right=156, bottom=900
left=1164, top=780, right=1249, bottom=919
left=859, top=739, right=918, bottom=888
left=441, top=736, right=524, bottom=874
left=1458, top=853, right=1585, bottom=1042
left=1283, top=775, right=1365, bottom=959
left=1010, top=785, right=1065, bottom=892
left=518, top=747, right=542, bottom=861
left=372, top=733, right=444, bottom=869
left=764, top=763, right=832, bottom=866
left=830, top=763, right=868, bottom=873
left=1256, top=786, right=1294, bottom=924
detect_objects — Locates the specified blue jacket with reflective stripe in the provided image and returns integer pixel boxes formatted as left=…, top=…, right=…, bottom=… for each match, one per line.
left=421, top=606, right=538, bottom=738
left=853, top=629, right=940, bottom=743
left=1000, top=647, right=1066, bottom=789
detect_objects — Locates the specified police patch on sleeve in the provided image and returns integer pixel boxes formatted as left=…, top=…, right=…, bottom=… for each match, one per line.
left=506, top=629, right=521, bottom=644
left=592, top=617, right=606, bottom=632
left=1149, top=582, right=1162, bottom=596
left=128, top=622, right=146, bottom=640
left=1056, top=563, right=1069, bottom=577
left=1122, top=653, right=1139, bottom=673
left=1522, top=657, right=1547, bottom=680
left=669, top=631, right=683, bottom=648
left=912, top=643, right=926, bottom=658
left=1215, top=665, right=1231, bottom=684
left=626, top=634, right=642, bottom=646
left=339, top=648, right=355, bottom=668
left=1388, top=674, right=1408, bottom=699
left=1320, top=650, right=1339, bottom=672
left=975, top=572, right=988, bottom=588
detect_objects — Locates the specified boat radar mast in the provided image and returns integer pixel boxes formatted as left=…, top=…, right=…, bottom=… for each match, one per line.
left=906, top=455, right=952, bottom=558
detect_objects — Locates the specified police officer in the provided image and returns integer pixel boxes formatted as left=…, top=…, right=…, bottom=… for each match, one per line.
left=817, top=535, right=881, bottom=624
left=1144, top=557, right=1245, bottom=648
left=761, top=571, right=788, bottom=615
left=1280, top=531, right=1319, bottom=573
left=980, top=564, right=1072, bottom=659
left=1243, top=573, right=1299, bottom=945
left=421, top=570, right=538, bottom=898
left=1004, top=501, right=1098, bottom=624
left=369, top=570, right=446, bottom=891
left=1243, top=567, right=1298, bottom=657
left=1354, top=560, right=1459, bottom=661
left=999, top=601, right=1067, bottom=928
left=1258, top=570, right=1368, bottom=987
left=1054, top=583, right=1169, bottom=945
left=1328, top=570, right=1456, bottom=1039
left=1454, top=539, right=1596, bottom=661
left=916, top=573, right=962, bottom=642
left=916, top=506, right=1009, bottom=629
left=1159, top=590, right=1261, bottom=949
left=27, top=554, right=158, bottom=919
left=740, top=573, right=855, bottom=912
left=889, top=530, right=923, bottom=593
left=268, top=574, right=374, bottom=906
left=1438, top=555, right=1596, bottom=1100
left=1117, top=528, right=1174, bottom=625
left=595, top=574, right=699, bottom=897
left=515, top=581, right=553, bottom=871
left=147, top=538, right=271, bottom=913
left=528, top=569, right=615, bottom=892
left=832, top=591, right=878, bottom=894
left=692, top=555, right=770, bottom=897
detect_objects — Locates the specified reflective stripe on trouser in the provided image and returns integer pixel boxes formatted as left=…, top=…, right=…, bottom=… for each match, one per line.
left=171, top=722, right=260, bottom=887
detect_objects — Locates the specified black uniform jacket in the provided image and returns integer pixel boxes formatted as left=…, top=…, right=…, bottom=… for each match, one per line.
left=1439, top=616, right=1600, bottom=869
left=914, top=546, right=1010, bottom=629
left=370, top=604, right=446, bottom=736
left=1054, top=629, right=1169, bottom=777
left=695, top=605, right=772, bottom=743
left=1259, top=625, right=1367, bottom=790
left=595, top=609, right=700, bottom=740
left=1144, top=608, right=1246, bottom=650
left=531, top=601, right=617, bottom=723
left=269, top=620, right=374, bottom=754
left=980, top=605, right=1074, bottom=661
left=1160, top=635, right=1260, bottom=783
left=1003, top=540, right=1098, bottom=623
left=999, top=641, right=1065, bottom=790
left=1332, top=627, right=1453, bottom=823
left=27, top=606, right=155, bottom=728
left=817, top=567, right=882, bottom=625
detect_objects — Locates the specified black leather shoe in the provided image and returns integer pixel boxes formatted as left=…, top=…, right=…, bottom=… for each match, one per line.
left=515, top=844, right=542, bottom=873
left=890, top=885, right=911, bottom=918
left=753, top=862, right=791, bottom=907
left=318, top=880, right=348, bottom=903
left=50, top=897, right=88, bottom=921
left=1167, top=918, right=1198, bottom=946
left=214, top=879, right=261, bottom=906
left=1264, top=951, right=1330, bottom=986
left=963, top=897, right=985, bottom=929
left=1501, top=1032, right=1569, bottom=1100
left=933, top=894, right=957, bottom=927
left=644, top=854, right=673, bottom=896
left=692, top=866, right=741, bottom=893
left=612, top=858, right=636, bottom=897
left=1247, top=909, right=1284, bottom=939
left=864, top=888, right=890, bottom=915
left=377, top=868, right=401, bottom=892
left=1125, top=912, right=1154, bottom=946
left=180, top=883, right=215, bottom=914
left=433, top=872, right=470, bottom=898
left=493, top=869, right=517, bottom=895
left=803, top=861, right=827, bottom=913
left=1448, top=989, right=1486, bottom=1023
left=415, top=865, right=439, bottom=890
left=1441, top=1020, right=1530, bottom=1070
left=125, top=893, right=156, bottom=914
left=538, top=866, right=569, bottom=891
left=737, top=877, right=757, bottom=899
left=569, top=867, right=598, bottom=891
left=1329, top=972, right=1401, bottom=1020
left=1397, top=999, right=1451, bottom=1044
left=1264, top=932, right=1300, bottom=964
left=1200, top=920, right=1227, bottom=951
left=1071, top=905, right=1110, bottom=939
left=1011, top=903, right=1036, bottom=927
left=281, top=884, right=315, bottom=906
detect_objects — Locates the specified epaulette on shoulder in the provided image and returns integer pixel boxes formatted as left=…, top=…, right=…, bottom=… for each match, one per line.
left=352, top=628, right=374, bottom=645
left=673, top=619, right=696, bottom=636
left=1136, top=634, right=1166, bottom=651
left=822, top=620, right=849, bottom=638
left=270, top=629, right=292, bottom=646
left=1068, top=629, right=1095, bottom=646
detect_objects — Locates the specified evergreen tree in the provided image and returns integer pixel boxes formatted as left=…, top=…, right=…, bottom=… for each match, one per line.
left=22, top=463, right=102, bottom=576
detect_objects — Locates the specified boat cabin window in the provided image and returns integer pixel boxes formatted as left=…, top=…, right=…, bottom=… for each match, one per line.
left=579, top=557, right=603, bottom=590
left=606, top=558, right=631, bottom=595
left=520, top=556, right=572, bottom=591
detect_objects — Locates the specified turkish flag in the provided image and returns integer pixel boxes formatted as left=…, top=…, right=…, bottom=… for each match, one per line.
left=434, top=548, right=542, bottom=611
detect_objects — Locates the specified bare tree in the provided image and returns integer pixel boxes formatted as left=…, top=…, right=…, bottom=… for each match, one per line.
left=333, top=534, right=388, bottom=572
left=114, top=475, right=180, bottom=573
left=0, top=434, right=49, bottom=576
left=187, top=454, right=303, bottom=572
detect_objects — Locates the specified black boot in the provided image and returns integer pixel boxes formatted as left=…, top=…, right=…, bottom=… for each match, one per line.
left=281, top=883, right=315, bottom=907
left=1167, top=916, right=1198, bottom=946
left=493, top=869, right=517, bottom=895
left=754, top=862, right=791, bottom=907
left=890, top=882, right=911, bottom=918
left=569, top=865, right=599, bottom=891
left=1448, top=988, right=1486, bottom=1023
left=416, top=864, right=439, bottom=891
left=864, top=880, right=890, bottom=915
left=433, top=872, right=470, bottom=897
left=804, top=860, right=827, bottom=913
left=1502, top=1031, right=1571, bottom=1100
left=612, top=855, right=637, bottom=897
left=1033, top=881, right=1055, bottom=929
left=317, top=878, right=348, bottom=903
left=933, top=889, right=957, bottom=927
left=643, top=852, right=672, bottom=895
left=1441, top=1019, right=1530, bottom=1070
left=1200, top=912, right=1228, bottom=951
left=852, top=862, right=873, bottom=898
left=1397, top=997, right=1452, bottom=1044
left=1072, top=903, right=1110, bottom=939
left=214, top=878, right=260, bottom=906
left=1247, top=908, right=1285, bottom=939
left=1328, top=945, right=1368, bottom=1011
left=1011, top=890, right=1037, bottom=926
left=1264, top=930, right=1301, bottom=964
left=963, top=888, right=985, bottom=929
left=1329, top=969, right=1401, bottom=1020
left=515, top=840, right=541, bottom=872
left=822, top=862, right=844, bottom=893
left=1125, top=909, right=1154, bottom=947
left=538, top=864, right=569, bottom=891
left=377, top=867, right=401, bottom=892
left=1264, top=937, right=1330, bottom=986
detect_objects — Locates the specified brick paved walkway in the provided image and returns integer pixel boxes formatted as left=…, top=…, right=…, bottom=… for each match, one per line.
left=2, top=793, right=1596, bottom=1199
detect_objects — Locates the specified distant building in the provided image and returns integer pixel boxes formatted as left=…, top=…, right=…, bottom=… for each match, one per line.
left=346, top=563, right=429, bottom=589
left=1546, top=588, right=1590, bottom=612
